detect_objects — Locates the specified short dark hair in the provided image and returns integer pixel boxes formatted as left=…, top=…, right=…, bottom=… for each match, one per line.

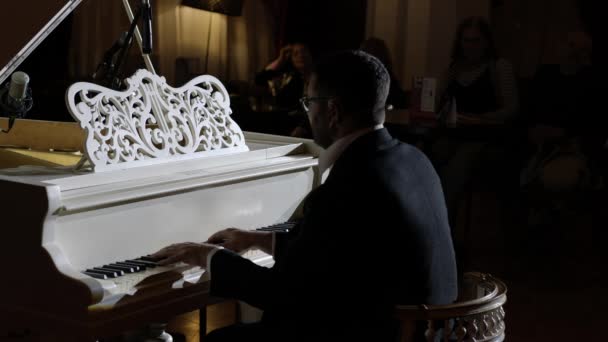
left=360, top=37, right=394, bottom=74
left=451, top=16, right=498, bottom=63
left=312, top=50, right=390, bottom=126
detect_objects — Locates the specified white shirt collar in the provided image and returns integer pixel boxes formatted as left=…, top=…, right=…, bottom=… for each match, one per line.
left=318, top=124, right=384, bottom=179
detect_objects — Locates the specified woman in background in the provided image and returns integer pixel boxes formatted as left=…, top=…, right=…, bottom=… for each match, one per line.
left=255, top=43, right=313, bottom=111
left=254, top=43, right=314, bottom=138
left=438, top=16, right=518, bottom=122
left=433, top=17, right=519, bottom=243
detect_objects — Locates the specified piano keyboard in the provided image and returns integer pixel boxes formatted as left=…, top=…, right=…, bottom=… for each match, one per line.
left=82, top=221, right=298, bottom=280
left=83, top=256, right=161, bottom=280
left=80, top=222, right=300, bottom=308
left=255, top=221, right=297, bottom=233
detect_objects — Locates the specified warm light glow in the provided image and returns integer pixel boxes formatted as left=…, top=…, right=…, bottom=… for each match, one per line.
left=181, top=0, right=244, bottom=16
left=177, top=7, right=226, bottom=58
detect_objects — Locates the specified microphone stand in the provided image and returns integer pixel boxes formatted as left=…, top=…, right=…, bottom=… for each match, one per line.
left=92, top=32, right=128, bottom=86
left=93, top=1, right=154, bottom=90
left=107, top=5, right=144, bottom=90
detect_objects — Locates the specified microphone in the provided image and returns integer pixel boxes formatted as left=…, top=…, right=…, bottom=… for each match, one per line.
left=8, top=72, right=29, bottom=104
left=1, top=71, right=33, bottom=133
left=142, top=0, right=153, bottom=55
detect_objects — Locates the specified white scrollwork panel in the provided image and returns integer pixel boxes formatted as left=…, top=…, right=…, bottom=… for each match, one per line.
left=66, top=69, right=248, bottom=172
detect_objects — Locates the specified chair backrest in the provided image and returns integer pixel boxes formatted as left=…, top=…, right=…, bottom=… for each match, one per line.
left=395, top=272, right=507, bottom=342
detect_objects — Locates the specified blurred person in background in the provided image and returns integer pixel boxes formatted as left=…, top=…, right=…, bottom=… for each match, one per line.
left=433, top=17, right=519, bottom=228
left=437, top=16, right=518, bottom=122
left=521, top=30, right=602, bottom=228
left=255, top=43, right=313, bottom=111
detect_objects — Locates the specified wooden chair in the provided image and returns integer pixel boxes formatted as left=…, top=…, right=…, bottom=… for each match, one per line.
left=395, top=272, right=507, bottom=342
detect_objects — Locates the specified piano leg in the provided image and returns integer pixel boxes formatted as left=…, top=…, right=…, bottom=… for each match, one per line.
left=143, top=323, right=172, bottom=342
left=199, top=306, right=207, bottom=342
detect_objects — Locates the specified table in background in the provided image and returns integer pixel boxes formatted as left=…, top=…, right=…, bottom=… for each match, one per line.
left=385, top=110, right=514, bottom=147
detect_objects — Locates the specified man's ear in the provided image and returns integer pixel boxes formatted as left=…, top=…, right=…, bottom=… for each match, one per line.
left=327, top=98, right=343, bottom=127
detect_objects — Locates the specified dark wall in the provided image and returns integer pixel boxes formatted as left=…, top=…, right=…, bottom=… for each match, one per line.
left=1, top=9, right=74, bottom=122
left=0, top=0, right=69, bottom=80
left=284, top=0, right=367, bottom=58
left=577, top=0, right=602, bottom=64
left=15, top=15, right=74, bottom=122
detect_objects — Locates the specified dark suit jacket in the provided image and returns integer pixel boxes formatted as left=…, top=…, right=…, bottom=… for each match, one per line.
left=210, top=128, right=457, bottom=341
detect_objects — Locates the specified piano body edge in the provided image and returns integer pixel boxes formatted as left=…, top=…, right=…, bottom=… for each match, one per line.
left=0, top=179, right=99, bottom=321
left=0, top=128, right=320, bottom=338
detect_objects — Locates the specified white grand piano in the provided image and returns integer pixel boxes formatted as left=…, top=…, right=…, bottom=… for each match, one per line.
left=0, top=1, right=320, bottom=340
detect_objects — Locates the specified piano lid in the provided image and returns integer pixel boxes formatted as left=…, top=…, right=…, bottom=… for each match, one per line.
left=0, top=0, right=84, bottom=85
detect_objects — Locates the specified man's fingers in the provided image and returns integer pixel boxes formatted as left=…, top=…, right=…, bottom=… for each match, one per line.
left=150, top=246, right=174, bottom=259
left=157, top=253, right=183, bottom=266
left=150, top=242, right=190, bottom=261
left=220, top=241, right=240, bottom=251
left=207, top=229, right=237, bottom=244
left=206, top=234, right=227, bottom=244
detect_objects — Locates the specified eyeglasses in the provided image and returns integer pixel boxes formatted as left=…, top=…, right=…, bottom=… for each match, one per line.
left=299, top=96, right=333, bottom=112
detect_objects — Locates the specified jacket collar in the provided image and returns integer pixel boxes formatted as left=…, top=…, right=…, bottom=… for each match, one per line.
left=318, top=124, right=384, bottom=179
left=323, top=127, right=398, bottom=184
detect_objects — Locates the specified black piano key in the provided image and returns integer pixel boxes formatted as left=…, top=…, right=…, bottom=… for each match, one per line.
left=114, top=262, right=143, bottom=271
left=104, top=264, right=136, bottom=273
left=85, top=268, right=117, bottom=278
left=126, top=259, right=157, bottom=268
left=123, top=260, right=152, bottom=271
left=117, top=261, right=147, bottom=271
left=86, top=268, right=118, bottom=278
left=256, top=222, right=296, bottom=232
left=134, top=258, right=159, bottom=265
left=264, top=225, right=290, bottom=231
left=94, top=267, right=124, bottom=276
left=139, top=255, right=163, bottom=262
left=83, top=271, right=108, bottom=280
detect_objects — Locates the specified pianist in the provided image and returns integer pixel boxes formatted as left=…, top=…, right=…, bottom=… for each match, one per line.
left=152, top=50, right=457, bottom=342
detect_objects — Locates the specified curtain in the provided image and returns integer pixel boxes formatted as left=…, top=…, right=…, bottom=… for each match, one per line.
left=261, top=0, right=289, bottom=53
left=156, top=0, right=276, bottom=85
left=69, top=0, right=135, bottom=79
left=365, top=0, right=418, bottom=89
left=365, top=0, right=491, bottom=87
left=69, top=0, right=276, bottom=85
